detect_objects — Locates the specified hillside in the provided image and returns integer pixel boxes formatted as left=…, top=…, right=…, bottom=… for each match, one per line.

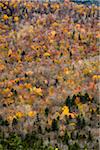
left=0, top=1, right=99, bottom=150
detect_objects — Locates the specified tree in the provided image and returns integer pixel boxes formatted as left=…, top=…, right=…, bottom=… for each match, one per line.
left=52, top=119, right=58, bottom=131
left=45, top=107, right=49, bottom=117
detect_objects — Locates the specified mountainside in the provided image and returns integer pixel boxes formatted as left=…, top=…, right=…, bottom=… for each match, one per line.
left=0, top=1, right=99, bottom=150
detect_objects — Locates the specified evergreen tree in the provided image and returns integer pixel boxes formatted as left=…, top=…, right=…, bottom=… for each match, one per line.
left=52, top=119, right=58, bottom=131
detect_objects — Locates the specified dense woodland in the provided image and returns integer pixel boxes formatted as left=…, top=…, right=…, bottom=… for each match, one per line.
left=0, top=0, right=99, bottom=149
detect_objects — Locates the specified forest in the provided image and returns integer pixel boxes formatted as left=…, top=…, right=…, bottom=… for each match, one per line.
left=0, top=0, right=99, bottom=149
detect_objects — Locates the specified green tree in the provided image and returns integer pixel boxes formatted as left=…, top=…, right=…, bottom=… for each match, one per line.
left=52, top=119, right=58, bottom=131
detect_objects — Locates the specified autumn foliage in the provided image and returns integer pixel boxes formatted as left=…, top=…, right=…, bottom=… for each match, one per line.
left=0, top=0, right=99, bottom=149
